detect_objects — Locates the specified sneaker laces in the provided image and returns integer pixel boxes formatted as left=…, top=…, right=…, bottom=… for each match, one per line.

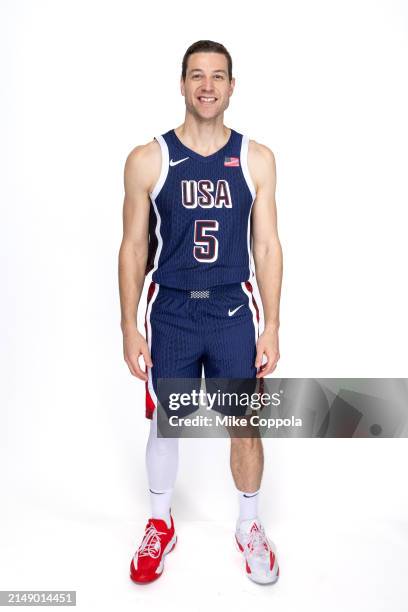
left=246, top=525, right=269, bottom=557
left=138, top=522, right=167, bottom=559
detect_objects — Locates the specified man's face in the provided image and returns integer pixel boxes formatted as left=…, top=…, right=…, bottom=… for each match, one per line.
left=181, top=52, right=235, bottom=120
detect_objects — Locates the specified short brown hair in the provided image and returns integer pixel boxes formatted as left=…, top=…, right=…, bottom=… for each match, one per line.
left=181, top=40, right=233, bottom=82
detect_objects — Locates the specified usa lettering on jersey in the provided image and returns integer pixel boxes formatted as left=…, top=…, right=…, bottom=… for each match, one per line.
left=181, top=179, right=232, bottom=208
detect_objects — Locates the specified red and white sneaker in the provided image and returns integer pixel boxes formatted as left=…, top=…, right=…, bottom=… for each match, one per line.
left=235, top=518, right=280, bottom=584
left=130, top=515, right=177, bottom=584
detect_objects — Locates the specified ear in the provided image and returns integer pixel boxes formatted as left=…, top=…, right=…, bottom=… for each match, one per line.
left=180, top=76, right=185, bottom=96
left=229, top=77, right=236, bottom=96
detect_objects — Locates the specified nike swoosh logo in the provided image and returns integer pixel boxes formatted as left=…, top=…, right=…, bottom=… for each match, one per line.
left=243, top=492, right=259, bottom=498
left=228, top=305, right=244, bottom=316
left=169, top=157, right=189, bottom=166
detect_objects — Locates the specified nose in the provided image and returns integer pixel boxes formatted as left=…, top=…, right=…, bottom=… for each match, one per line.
left=200, top=77, right=214, bottom=92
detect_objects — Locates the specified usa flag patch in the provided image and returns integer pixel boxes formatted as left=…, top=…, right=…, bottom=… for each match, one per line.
left=224, top=156, right=240, bottom=167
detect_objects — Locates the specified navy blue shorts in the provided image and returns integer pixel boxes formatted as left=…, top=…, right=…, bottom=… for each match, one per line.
left=144, top=280, right=261, bottom=419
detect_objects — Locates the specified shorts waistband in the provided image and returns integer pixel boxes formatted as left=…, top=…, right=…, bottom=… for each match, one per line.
left=151, top=281, right=252, bottom=299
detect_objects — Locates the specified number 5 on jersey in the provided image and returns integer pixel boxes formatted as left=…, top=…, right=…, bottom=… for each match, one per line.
left=194, top=220, right=219, bottom=263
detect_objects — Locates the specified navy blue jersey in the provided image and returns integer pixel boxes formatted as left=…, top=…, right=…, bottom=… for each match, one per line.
left=145, top=128, right=256, bottom=290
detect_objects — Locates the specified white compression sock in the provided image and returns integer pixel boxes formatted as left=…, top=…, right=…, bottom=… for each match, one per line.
left=145, top=409, right=179, bottom=528
left=237, top=488, right=260, bottom=522
left=149, top=488, right=173, bottom=528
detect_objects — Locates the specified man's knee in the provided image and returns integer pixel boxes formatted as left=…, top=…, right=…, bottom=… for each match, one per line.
left=230, top=436, right=262, bottom=452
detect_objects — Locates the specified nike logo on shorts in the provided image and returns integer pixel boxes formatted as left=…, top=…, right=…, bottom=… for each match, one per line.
left=169, top=157, right=189, bottom=166
left=228, top=305, right=244, bottom=316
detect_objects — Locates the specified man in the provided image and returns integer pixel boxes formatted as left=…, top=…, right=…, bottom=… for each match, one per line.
left=118, top=39, right=283, bottom=585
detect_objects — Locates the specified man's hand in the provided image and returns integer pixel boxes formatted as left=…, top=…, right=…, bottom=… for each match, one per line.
left=122, top=325, right=153, bottom=381
left=255, top=327, right=280, bottom=377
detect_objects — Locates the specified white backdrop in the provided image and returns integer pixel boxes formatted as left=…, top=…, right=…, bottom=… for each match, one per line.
left=1, top=1, right=408, bottom=611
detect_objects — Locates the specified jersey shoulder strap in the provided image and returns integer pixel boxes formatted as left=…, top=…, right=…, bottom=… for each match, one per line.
left=149, top=134, right=169, bottom=201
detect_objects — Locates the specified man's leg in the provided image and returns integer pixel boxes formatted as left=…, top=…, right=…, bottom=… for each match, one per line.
left=145, top=407, right=179, bottom=528
left=230, top=436, right=263, bottom=522
left=229, top=414, right=279, bottom=585
left=203, top=281, right=279, bottom=584
left=130, top=282, right=203, bottom=584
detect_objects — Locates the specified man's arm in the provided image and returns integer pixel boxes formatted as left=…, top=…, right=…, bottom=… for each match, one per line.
left=248, top=141, right=283, bottom=377
left=118, top=140, right=160, bottom=381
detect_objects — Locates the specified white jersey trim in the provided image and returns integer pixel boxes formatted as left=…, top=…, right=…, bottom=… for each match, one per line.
left=149, top=135, right=168, bottom=277
left=150, top=135, right=169, bottom=201
left=240, top=134, right=256, bottom=279
left=240, top=134, right=256, bottom=201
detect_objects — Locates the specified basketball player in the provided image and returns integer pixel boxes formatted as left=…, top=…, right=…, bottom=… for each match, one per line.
left=118, top=40, right=283, bottom=585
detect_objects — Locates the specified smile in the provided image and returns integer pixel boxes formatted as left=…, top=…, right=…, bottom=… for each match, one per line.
left=198, top=96, right=217, bottom=103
